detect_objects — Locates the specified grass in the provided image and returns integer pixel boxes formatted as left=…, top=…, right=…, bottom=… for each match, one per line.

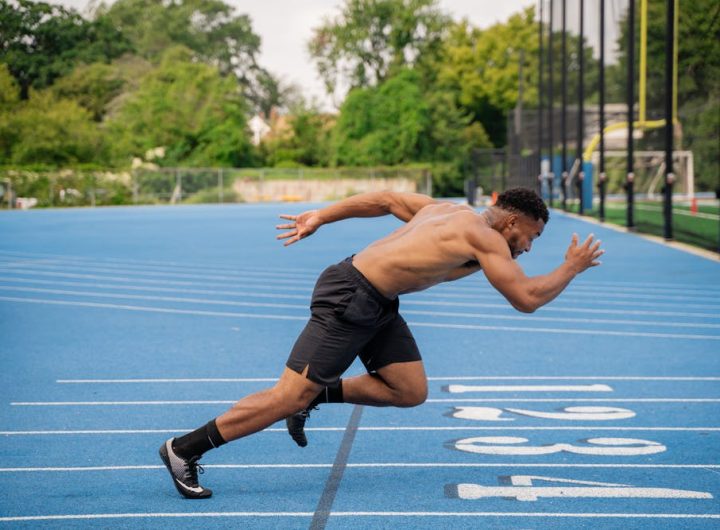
left=560, top=199, right=720, bottom=252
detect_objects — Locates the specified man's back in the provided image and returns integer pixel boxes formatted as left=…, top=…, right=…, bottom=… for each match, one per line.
left=353, top=202, right=486, bottom=297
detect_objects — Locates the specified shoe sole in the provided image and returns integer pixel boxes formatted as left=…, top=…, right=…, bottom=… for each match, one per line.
left=286, top=417, right=308, bottom=447
left=159, top=441, right=212, bottom=499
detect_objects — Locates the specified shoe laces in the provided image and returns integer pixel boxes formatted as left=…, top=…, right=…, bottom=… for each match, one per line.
left=301, top=405, right=318, bottom=419
left=185, top=456, right=205, bottom=485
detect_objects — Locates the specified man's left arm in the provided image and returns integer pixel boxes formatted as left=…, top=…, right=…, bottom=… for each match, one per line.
left=276, top=191, right=437, bottom=246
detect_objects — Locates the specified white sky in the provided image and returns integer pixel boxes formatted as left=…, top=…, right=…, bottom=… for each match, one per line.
left=51, top=0, right=535, bottom=109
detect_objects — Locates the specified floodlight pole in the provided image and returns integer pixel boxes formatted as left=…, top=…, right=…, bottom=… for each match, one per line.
left=663, top=0, right=675, bottom=240
left=577, top=0, right=585, bottom=216
left=537, top=0, right=545, bottom=197
left=598, top=0, right=607, bottom=222
left=626, top=0, right=636, bottom=229
left=560, top=0, right=567, bottom=210
left=548, top=0, right=555, bottom=207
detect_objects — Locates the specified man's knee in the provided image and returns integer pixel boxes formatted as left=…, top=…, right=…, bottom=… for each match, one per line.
left=394, top=383, right=428, bottom=408
left=271, top=376, right=321, bottom=414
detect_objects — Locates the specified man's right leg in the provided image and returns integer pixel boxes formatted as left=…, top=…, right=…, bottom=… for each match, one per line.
left=160, top=367, right=322, bottom=498
left=215, top=367, right=323, bottom=440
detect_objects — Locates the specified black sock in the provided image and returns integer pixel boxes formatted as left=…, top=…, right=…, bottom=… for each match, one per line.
left=172, top=419, right=227, bottom=459
left=309, top=379, right=344, bottom=408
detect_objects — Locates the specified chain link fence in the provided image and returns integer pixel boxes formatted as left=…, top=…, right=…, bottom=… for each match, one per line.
left=0, top=167, right=434, bottom=209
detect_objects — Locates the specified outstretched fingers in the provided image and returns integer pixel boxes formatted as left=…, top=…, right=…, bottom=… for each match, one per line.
left=276, top=214, right=298, bottom=243
left=590, top=238, right=605, bottom=266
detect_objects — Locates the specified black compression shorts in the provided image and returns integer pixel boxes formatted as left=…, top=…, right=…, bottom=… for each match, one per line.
left=286, top=257, right=421, bottom=386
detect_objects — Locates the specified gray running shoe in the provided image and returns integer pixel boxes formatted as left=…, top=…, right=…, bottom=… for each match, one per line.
left=159, top=438, right=212, bottom=499
left=286, top=407, right=316, bottom=447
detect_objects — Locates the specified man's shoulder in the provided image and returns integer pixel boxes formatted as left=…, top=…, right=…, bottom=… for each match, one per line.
left=460, top=214, right=506, bottom=253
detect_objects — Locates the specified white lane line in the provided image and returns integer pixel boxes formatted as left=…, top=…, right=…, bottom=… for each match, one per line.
left=2, top=423, right=719, bottom=432
left=415, top=289, right=720, bottom=305
left=10, top=400, right=237, bottom=405
left=445, top=384, right=613, bottom=393
left=409, top=321, right=720, bottom=341
left=3, top=249, right=718, bottom=293
left=427, top=398, right=720, bottom=403
left=12, top=399, right=720, bottom=406
left=0, top=277, right=311, bottom=300
left=4, top=266, right=720, bottom=308
left=0, top=429, right=341, bottom=435
left=431, top=376, right=720, bottom=381
left=0, top=262, right=312, bottom=286
left=0, top=256, right=316, bottom=280
left=3, top=463, right=720, bottom=472
left=4, top=255, right=719, bottom=299
left=0, top=286, right=307, bottom=311
left=5, top=285, right=720, bottom=330
left=0, top=464, right=334, bottom=472
left=404, top=309, right=720, bottom=329
left=2, top=249, right=716, bottom=294
left=0, top=512, right=314, bottom=522
left=0, top=249, right=321, bottom=275
left=0, top=296, right=308, bottom=321
left=0, top=269, right=312, bottom=292
left=4, top=276, right=719, bottom=319
left=55, top=376, right=720, bottom=383
left=57, top=378, right=278, bottom=383
left=408, top=297, right=720, bottom=313
left=1, top=512, right=718, bottom=522
left=3, top=296, right=719, bottom=340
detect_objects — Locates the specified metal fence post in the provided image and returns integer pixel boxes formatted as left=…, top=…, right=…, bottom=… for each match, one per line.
left=218, top=168, right=224, bottom=204
left=132, top=170, right=138, bottom=204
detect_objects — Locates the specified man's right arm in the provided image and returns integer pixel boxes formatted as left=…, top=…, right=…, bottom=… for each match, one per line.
left=477, top=233, right=603, bottom=313
left=277, top=191, right=438, bottom=246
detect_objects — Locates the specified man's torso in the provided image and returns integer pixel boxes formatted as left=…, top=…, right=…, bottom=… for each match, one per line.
left=352, top=202, right=494, bottom=298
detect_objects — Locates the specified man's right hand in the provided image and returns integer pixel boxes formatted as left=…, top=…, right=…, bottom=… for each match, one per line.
left=276, top=210, right=323, bottom=246
left=565, top=233, right=604, bottom=274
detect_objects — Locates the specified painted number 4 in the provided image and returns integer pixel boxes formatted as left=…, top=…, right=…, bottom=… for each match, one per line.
left=448, top=475, right=713, bottom=501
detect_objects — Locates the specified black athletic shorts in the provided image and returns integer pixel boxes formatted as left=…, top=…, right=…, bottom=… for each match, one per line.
left=286, top=257, right=421, bottom=386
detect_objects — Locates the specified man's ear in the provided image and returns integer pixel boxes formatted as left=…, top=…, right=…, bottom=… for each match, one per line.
left=504, top=213, right=519, bottom=230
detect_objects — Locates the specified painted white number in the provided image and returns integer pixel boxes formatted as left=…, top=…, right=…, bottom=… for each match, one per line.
left=450, top=406, right=636, bottom=422
left=450, top=475, right=712, bottom=502
left=445, top=384, right=613, bottom=393
left=453, top=436, right=666, bottom=456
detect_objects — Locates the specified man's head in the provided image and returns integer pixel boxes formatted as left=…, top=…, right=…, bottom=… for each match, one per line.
left=492, top=188, right=549, bottom=259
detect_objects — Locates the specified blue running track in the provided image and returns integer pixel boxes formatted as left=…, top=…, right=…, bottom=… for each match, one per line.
left=0, top=203, right=719, bottom=529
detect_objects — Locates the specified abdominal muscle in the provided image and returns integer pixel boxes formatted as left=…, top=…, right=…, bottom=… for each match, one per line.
left=351, top=204, right=485, bottom=298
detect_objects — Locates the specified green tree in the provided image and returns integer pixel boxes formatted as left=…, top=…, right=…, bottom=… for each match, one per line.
left=108, top=46, right=253, bottom=167
left=0, top=63, right=21, bottom=159
left=434, top=9, right=540, bottom=146
left=261, top=101, right=335, bottom=167
left=0, top=0, right=130, bottom=99
left=334, top=69, right=430, bottom=165
left=51, top=62, right=126, bottom=121
left=99, top=0, right=282, bottom=114
left=332, top=67, right=488, bottom=182
left=309, top=0, right=450, bottom=95
left=3, top=91, right=101, bottom=166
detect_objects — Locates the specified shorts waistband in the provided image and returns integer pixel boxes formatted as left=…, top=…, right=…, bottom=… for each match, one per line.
left=339, top=256, right=396, bottom=306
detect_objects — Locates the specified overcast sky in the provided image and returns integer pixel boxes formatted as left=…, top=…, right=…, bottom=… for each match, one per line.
left=51, top=0, right=535, bottom=108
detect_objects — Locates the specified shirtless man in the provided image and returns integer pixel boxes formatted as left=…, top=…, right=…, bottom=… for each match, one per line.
left=160, top=188, right=603, bottom=498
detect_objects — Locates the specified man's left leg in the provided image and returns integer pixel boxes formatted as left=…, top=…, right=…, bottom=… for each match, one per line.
left=341, top=360, right=428, bottom=407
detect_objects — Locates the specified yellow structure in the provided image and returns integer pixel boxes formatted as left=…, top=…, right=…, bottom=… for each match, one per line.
left=583, top=0, right=679, bottom=162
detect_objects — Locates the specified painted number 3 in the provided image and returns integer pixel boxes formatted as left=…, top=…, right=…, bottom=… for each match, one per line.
left=452, top=436, right=667, bottom=456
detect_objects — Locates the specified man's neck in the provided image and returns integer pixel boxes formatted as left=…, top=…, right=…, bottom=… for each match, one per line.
left=481, top=207, right=505, bottom=231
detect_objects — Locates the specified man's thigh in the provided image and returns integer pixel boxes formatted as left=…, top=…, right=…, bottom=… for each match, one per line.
left=359, top=314, right=421, bottom=373
left=375, top=360, right=427, bottom=391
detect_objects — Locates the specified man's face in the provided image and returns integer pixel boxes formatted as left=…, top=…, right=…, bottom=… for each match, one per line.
left=502, top=214, right=545, bottom=259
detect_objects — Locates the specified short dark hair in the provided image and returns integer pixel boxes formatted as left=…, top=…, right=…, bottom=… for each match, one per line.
left=495, top=187, right=549, bottom=224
